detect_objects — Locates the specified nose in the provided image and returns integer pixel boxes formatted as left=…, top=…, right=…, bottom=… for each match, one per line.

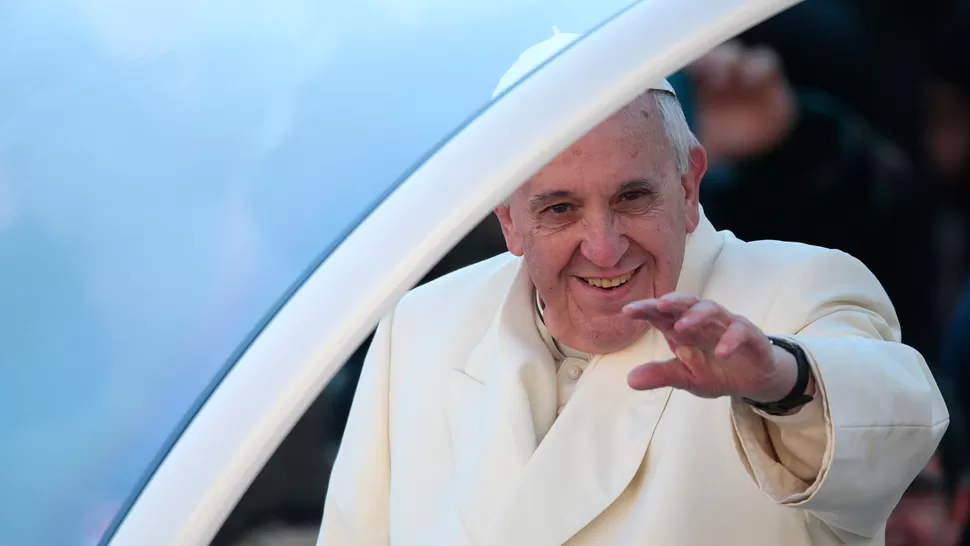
left=579, top=213, right=629, bottom=268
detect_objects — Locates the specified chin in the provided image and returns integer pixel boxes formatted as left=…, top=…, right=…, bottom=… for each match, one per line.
left=581, top=316, right=646, bottom=353
left=545, top=302, right=648, bottom=353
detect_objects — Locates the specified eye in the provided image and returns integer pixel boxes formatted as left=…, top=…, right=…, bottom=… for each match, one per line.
left=544, top=202, right=573, bottom=214
left=619, top=190, right=648, bottom=202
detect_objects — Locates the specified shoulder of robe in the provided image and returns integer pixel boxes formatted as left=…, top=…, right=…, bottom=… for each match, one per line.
left=704, top=234, right=893, bottom=332
left=393, top=251, right=522, bottom=327
left=707, top=232, right=846, bottom=288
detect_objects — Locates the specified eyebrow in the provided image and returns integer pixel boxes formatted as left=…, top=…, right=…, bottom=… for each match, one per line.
left=615, top=178, right=660, bottom=197
left=528, top=190, right=575, bottom=212
left=526, top=179, right=660, bottom=212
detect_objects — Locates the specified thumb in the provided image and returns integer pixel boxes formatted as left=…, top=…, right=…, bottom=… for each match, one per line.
left=627, top=357, right=691, bottom=391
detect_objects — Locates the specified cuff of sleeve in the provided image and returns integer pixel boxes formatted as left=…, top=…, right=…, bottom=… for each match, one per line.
left=731, top=344, right=833, bottom=505
left=751, top=393, right=824, bottom=425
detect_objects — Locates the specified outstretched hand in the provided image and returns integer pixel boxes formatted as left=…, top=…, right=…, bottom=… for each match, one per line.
left=622, top=292, right=799, bottom=403
left=687, top=40, right=796, bottom=164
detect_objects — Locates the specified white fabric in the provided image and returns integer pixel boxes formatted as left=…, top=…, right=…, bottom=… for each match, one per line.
left=533, top=294, right=589, bottom=425
left=492, top=29, right=677, bottom=98
left=318, top=211, right=948, bottom=546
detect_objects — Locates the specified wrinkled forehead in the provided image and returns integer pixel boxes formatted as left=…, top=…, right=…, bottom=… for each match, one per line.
left=517, top=96, right=673, bottom=199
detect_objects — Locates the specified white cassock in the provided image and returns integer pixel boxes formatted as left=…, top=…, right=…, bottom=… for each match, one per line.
left=317, top=211, right=948, bottom=546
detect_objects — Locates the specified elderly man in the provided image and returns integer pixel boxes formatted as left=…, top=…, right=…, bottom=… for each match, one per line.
left=318, top=33, right=948, bottom=546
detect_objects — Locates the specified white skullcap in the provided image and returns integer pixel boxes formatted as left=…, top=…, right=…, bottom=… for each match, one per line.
left=492, top=27, right=677, bottom=99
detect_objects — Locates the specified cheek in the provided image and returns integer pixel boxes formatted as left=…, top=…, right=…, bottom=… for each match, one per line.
left=523, top=231, right=575, bottom=280
left=627, top=215, right=683, bottom=264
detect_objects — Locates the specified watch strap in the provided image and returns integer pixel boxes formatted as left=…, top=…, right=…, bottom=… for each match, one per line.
left=742, top=336, right=814, bottom=415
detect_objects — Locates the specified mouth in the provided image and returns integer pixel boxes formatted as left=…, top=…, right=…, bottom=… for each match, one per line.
left=578, top=266, right=641, bottom=291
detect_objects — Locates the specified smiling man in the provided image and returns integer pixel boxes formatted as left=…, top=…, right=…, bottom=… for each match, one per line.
left=318, top=33, right=948, bottom=546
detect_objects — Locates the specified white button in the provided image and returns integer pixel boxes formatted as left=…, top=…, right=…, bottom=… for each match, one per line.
left=561, top=357, right=586, bottom=380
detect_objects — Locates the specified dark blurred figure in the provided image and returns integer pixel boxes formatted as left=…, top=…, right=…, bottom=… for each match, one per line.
left=925, top=3, right=970, bottom=321
left=684, top=41, right=940, bottom=364
left=739, top=0, right=961, bottom=159
left=736, top=0, right=970, bottom=330
left=921, top=16, right=970, bottom=541
left=926, top=6, right=970, bottom=201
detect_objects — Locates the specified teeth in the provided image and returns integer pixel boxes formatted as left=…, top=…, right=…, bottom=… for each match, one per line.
left=582, top=270, right=634, bottom=288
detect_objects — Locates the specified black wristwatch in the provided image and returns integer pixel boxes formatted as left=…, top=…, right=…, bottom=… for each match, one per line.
left=742, top=336, right=814, bottom=416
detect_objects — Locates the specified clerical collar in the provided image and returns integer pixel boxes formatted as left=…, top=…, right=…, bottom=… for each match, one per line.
left=534, top=289, right=590, bottom=361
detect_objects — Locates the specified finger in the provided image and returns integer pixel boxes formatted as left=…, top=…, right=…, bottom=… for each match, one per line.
left=673, top=300, right=729, bottom=336
left=655, top=292, right=700, bottom=314
left=623, top=300, right=679, bottom=326
left=636, top=309, right=681, bottom=335
left=713, top=319, right=750, bottom=359
left=625, top=296, right=694, bottom=335
left=623, top=299, right=663, bottom=324
left=628, top=357, right=692, bottom=391
left=739, top=46, right=783, bottom=88
left=623, top=298, right=660, bottom=317
left=674, top=345, right=705, bottom=367
left=688, top=41, right=743, bottom=88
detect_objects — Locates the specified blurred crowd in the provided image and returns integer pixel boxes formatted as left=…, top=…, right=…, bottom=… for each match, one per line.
left=215, top=1, right=970, bottom=544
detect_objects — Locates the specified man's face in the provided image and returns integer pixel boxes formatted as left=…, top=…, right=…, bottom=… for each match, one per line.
left=495, top=95, right=705, bottom=354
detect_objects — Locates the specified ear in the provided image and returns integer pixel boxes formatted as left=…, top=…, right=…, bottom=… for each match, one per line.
left=494, top=202, right=524, bottom=256
left=682, top=145, right=708, bottom=233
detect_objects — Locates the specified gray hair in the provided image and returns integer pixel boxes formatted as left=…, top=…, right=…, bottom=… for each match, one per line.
left=501, top=89, right=698, bottom=204
left=651, top=90, right=699, bottom=175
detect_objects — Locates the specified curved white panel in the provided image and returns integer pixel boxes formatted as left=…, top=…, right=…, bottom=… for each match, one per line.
left=109, top=0, right=801, bottom=544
